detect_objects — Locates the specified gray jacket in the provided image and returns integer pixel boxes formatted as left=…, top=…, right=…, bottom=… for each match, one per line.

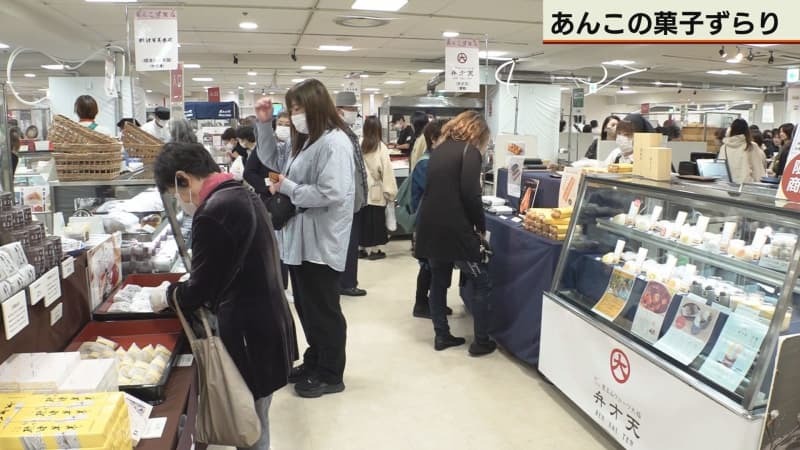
left=343, top=126, right=369, bottom=213
left=256, top=123, right=355, bottom=271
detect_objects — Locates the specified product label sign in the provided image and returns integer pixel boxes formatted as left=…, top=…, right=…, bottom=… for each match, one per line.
left=445, top=38, right=480, bottom=93
left=630, top=282, right=677, bottom=344
left=2, top=290, right=29, bottom=340
left=698, top=313, right=768, bottom=391
left=654, top=294, right=721, bottom=364
left=49, top=302, right=63, bottom=327
left=134, top=9, right=179, bottom=72
left=42, top=267, right=62, bottom=308
left=593, top=268, right=637, bottom=321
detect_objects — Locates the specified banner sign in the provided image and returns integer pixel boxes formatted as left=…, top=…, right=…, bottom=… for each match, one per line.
left=778, top=126, right=800, bottom=202
left=134, top=9, right=179, bottom=71
left=207, top=87, right=220, bottom=103
left=543, top=2, right=796, bottom=44
left=184, top=102, right=239, bottom=121
left=445, top=38, right=480, bottom=93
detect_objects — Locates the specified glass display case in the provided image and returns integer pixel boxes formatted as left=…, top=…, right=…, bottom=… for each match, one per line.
left=540, top=175, right=799, bottom=449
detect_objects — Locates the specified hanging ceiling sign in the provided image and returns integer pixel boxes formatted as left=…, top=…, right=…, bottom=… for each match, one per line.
left=134, top=9, right=179, bottom=72
left=445, top=38, right=481, bottom=93
left=543, top=1, right=798, bottom=44
left=344, top=77, right=362, bottom=100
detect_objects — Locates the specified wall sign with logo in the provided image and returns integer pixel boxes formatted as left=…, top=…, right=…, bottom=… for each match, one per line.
left=445, top=38, right=480, bottom=93
left=134, top=9, right=179, bottom=72
left=778, top=126, right=800, bottom=202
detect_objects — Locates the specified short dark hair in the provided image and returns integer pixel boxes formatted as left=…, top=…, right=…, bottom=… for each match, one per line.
left=277, top=111, right=290, bottom=120
left=155, top=107, right=170, bottom=121
left=154, top=143, right=220, bottom=193
left=391, top=114, right=405, bottom=124
left=9, top=127, right=21, bottom=152
left=236, top=126, right=256, bottom=143
left=74, top=95, right=98, bottom=120
left=590, top=120, right=599, bottom=128
left=424, top=119, right=449, bottom=149
left=582, top=124, right=593, bottom=133
left=221, top=128, right=238, bottom=141
left=116, top=118, right=140, bottom=130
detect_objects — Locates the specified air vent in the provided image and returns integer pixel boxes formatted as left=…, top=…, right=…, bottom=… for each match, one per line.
left=335, top=16, right=392, bottom=28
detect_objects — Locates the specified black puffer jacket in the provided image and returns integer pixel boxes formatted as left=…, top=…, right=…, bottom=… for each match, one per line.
left=171, top=180, right=298, bottom=399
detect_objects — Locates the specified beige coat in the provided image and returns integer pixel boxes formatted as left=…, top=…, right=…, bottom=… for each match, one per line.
left=362, top=142, right=398, bottom=206
left=720, top=135, right=766, bottom=184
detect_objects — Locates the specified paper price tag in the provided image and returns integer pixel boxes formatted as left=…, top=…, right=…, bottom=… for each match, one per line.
left=614, top=240, right=626, bottom=258
left=176, top=354, right=194, bottom=367
left=499, top=215, right=508, bottom=220
left=636, top=247, right=649, bottom=266
left=722, top=222, right=737, bottom=239
left=753, top=228, right=769, bottom=248
left=61, top=257, right=75, bottom=279
left=511, top=217, right=522, bottom=223
left=650, top=206, right=663, bottom=222
left=675, top=211, right=688, bottom=228
left=2, top=290, right=29, bottom=340
left=628, top=199, right=642, bottom=218
left=142, top=417, right=167, bottom=440
left=665, top=255, right=678, bottom=278
left=42, top=267, right=62, bottom=308
left=50, top=303, right=63, bottom=326
left=28, top=275, right=47, bottom=306
left=696, top=216, right=710, bottom=234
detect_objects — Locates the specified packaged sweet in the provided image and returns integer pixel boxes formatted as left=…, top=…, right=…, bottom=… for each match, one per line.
left=0, top=242, right=28, bottom=267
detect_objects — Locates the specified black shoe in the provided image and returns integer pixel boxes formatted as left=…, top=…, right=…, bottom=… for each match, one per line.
left=358, top=249, right=368, bottom=259
left=434, top=334, right=466, bottom=351
left=341, top=287, right=367, bottom=297
left=288, top=364, right=313, bottom=384
left=445, top=306, right=453, bottom=315
left=469, top=339, right=497, bottom=357
left=295, top=375, right=346, bottom=398
left=412, top=302, right=431, bottom=319
left=367, top=250, right=386, bottom=260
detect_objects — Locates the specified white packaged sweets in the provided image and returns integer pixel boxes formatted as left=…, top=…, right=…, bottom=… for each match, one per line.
left=0, top=280, right=13, bottom=302
left=0, top=252, right=17, bottom=279
left=0, top=242, right=28, bottom=267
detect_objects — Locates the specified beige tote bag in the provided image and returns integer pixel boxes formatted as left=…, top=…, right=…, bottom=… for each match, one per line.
left=175, top=304, right=261, bottom=447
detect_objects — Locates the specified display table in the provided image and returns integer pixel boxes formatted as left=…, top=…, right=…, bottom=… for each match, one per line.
left=461, top=213, right=562, bottom=366
left=139, top=364, right=198, bottom=450
left=495, top=168, right=561, bottom=210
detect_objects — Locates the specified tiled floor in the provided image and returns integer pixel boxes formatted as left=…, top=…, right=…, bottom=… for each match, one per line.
left=211, top=239, right=621, bottom=450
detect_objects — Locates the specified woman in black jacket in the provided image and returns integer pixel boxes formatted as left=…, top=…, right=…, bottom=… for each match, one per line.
left=415, top=111, right=495, bottom=356
left=154, top=143, right=297, bottom=450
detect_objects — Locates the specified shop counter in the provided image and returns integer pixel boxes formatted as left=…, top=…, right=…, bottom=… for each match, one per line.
left=139, top=364, right=199, bottom=450
left=495, top=168, right=561, bottom=211
left=461, top=213, right=562, bottom=366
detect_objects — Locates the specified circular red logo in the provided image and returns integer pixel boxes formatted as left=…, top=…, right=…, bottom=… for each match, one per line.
left=610, top=348, right=631, bottom=384
left=781, top=154, right=800, bottom=203
left=457, top=52, right=469, bottom=64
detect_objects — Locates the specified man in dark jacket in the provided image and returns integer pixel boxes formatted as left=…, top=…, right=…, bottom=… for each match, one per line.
left=153, top=143, right=298, bottom=450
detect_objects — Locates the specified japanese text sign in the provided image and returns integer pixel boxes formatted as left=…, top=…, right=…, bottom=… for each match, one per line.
left=543, top=1, right=795, bottom=44
left=445, top=38, right=480, bottom=93
left=134, top=9, right=179, bottom=72
left=779, top=126, right=800, bottom=202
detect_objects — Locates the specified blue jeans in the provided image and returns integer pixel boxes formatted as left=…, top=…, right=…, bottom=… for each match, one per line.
left=238, top=395, right=273, bottom=450
left=429, top=259, right=492, bottom=340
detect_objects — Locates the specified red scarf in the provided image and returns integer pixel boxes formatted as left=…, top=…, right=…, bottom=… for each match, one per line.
left=199, top=173, right=235, bottom=204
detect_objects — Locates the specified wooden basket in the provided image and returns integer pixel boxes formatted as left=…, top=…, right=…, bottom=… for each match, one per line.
left=54, top=152, right=123, bottom=181
left=122, top=123, right=163, bottom=163
left=52, top=142, right=123, bottom=154
left=49, top=115, right=116, bottom=145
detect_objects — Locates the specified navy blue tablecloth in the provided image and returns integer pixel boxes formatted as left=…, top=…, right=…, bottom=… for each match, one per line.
left=495, top=168, right=561, bottom=210
left=461, top=213, right=562, bottom=366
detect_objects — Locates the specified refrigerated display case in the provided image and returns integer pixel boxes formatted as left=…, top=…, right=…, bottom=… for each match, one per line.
left=540, top=175, right=800, bottom=450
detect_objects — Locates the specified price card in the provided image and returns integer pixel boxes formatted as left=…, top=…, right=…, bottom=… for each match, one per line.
left=50, top=303, right=63, bottom=326
left=722, top=222, right=737, bottom=240
left=628, top=199, right=642, bottom=218
left=499, top=215, right=508, bottom=220
left=650, top=205, right=663, bottom=222
left=753, top=228, right=769, bottom=248
left=142, top=417, right=167, bottom=440
left=614, top=240, right=626, bottom=259
left=2, top=291, right=29, bottom=340
left=61, top=256, right=75, bottom=279
left=176, top=354, right=194, bottom=367
left=511, top=217, right=522, bottom=223
left=675, top=211, right=688, bottom=228
left=665, top=255, right=678, bottom=278
left=696, top=215, right=710, bottom=234
left=28, top=274, right=47, bottom=306
left=42, top=267, right=61, bottom=308
left=635, top=247, right=649, bottom=266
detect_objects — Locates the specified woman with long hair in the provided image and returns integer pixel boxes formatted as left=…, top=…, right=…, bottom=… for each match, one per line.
left=256, top=79, right=355, bottom=398
left=584, top=115, right=620, bottom=159
left=773, top=123, right=796, bottom=177
left=359, top=116, right=398, bottom=260
left=720, top=118, right=766, bottom=184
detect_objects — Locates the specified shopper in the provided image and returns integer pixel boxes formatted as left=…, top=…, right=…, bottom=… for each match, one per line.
left=390, top=114, right=415, bottom=155
left=763, top=130, right=779, bottom=158
left=116, top=118, right=140, bottom=135
left=358, top=116, right=397, bottom=261
left=74, top=95, right=112, bottom=135
left=152, top=142, right=297, bottom=450
left=415, top=111, right=495, bottom=355
left=169, top=119, right=198, bottom=144
left=411, top=119, right=449, bottom=319
left=244, top=112, right=292, bottom=201
left=8, top=127, right=20, bottom=174
left=773, top=123, right=796, bottom=177
left=719, top=119, right=767, bottom=184
left=222, top=127, right=249, bottom=163
left=236, top=126, right=258, bottom=167
left=141, top=106, right=171, bottom=142
left=585, top=115, right=620, bottom=159
left=603, top=120, right=635, bottom=165
left=256, top=79, right=355, bottom=398
left=334, top=92, right=369, bottom=297
left=408, top=111, right=430, bottom=170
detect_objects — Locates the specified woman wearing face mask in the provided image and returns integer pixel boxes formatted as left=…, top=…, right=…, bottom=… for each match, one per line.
left=141, top=106, right=171, bottom=142
left=152, top=143, right=298, bottom=450
left=222, top=128, right=249, bottom=163
left=255, top=79, right=355, bottom=398
left=584, top=115, right=620, bottom=159
left=415, top=111, right=495, bottom=356
left=603, top=114, right=656, bottom=166
left=244, top=113, right=292, bottom=201
left=408, top=111, right=430, bottom=170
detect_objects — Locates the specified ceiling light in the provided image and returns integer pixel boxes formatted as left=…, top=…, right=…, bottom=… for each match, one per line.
left=617, top=90, right=638, bottom=95
left=237, top=86, right=244, bottom=90
left=360, top=74, right=369, bottom=78
left=248, top=82, right=257, bottom=86
left=319, top=45, right=353, bottom=52
left=602, top=60, right=635, bottom=66
left=334, top=91, right=340, bottom=94
left=419, top=69, right=443, bottom=74
left=769, top=51, right=775, bottom=64
left=442, top=31, right=459, bottom=38
left=269, top=91, right=275, bottom=95
left=23, top=73, right=36, bottom=78
left=707, top=70, right=742, bottom=75
left=719, top=46, right=727, bottom=58
left=239, top=22, right=258, bottom=30
left=37, top=88, right=49, bottom=92
left=41, top=64, right=65, bottom=70
left=183, top=64, right=201, bottom=69
left=249, top=89, right=255, bottom=93
left=192, top=77, right=213, bottom=82
left=351, top=0, right=407, bottom=12
left=145, top=89, right=153, bottom=93
left=228, top=91, right=234, bottom=95
left=385, top=80, right=405, bottom=85
left=247, top=71, right=257, bottom=76
left=751, top=44, right=779, bottom=48
left=734, top=47, right=744, bottom=61
left=364, top=88, right=380, bottom=92
left=726, top=58, right=742, bottom=64
left=301, top=65, right=326, bottom=71
left=479, top=51, right=509, bottom=59
left=0, top=43, right=9, bottom=49
left=291, top=78, right=306, bottom=83
left=85, top=0, right=138, bottom=3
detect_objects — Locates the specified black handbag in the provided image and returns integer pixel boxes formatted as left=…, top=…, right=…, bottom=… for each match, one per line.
left=265, top=193, right=295, bottom=230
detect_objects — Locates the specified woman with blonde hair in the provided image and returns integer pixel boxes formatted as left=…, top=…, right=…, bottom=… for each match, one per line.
left=359, top=116, right=398, bottom=260
left=415, top=111, right=495, bottom=356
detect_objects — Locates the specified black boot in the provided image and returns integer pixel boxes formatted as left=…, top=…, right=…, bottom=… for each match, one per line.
left=469, top=339, right=497, bottom=356
left=413, top=300, right=431, bottom=319
left=435, top=334, right=466, bottom=351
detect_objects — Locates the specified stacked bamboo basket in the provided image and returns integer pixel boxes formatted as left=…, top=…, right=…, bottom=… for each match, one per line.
left=121, top=122, right=163, bottom=164
left=49, top=115, right=123, bottom=181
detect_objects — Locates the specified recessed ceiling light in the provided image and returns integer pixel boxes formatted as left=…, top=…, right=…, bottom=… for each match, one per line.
left=385, top=80, right=405, bottom=85
left=177, top=43, right=181, bottom=48
left=617, top=90, right=638, bottom=95
left=41, top=64, right=65, bottom=70
left=707, top=69, right=743, bottom=75
left=418, top=69, right=443, bottom=74
left=237, top=86, right=244, bottom=90
left=364, top=88, right=381, bottom=92
left=479, top=51, right=510, bottom=60
left=37, top=88, right=49, bottom=92
left=269, top=91, right=275, bottom=95
left=319, top=45, right=353, bottom=52
left=301, top=65, right=326, bottom=71
left=249, top=89, right=255, bottom=93
left=0, top=43, right=9, bottom=49
left=442, top=31, right=460, bottom=38
left=351, top=0, right=407, bottom=12
left=291, top=78, right=307, bottom=83
left=183, top=64, right=201, bottom=69
left=248, top=82, right=257, bottom=86
left=23, top=73, right=36, bottom=78
left=726, top=58, right=742, bottom=64
left=247, top=71, right=257, bottom=76
left=192, top=77, right=213, bottom=82
left=228, top=91, right=234, bottom=94
left=334, top=91, right=340, bottom=94
left=602, top=60, right=635, bottom=66
left=239, top=22, right=258, bottom=30
left=360, top=74, right=369, bottom=78
left=203, top=86, right=211, bottom=90
left=751, top=44, right=778, bottom=48
left=145, top=89, right=153, bottom=93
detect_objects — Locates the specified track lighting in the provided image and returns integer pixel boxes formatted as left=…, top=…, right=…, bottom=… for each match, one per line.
left=747, top=49, right=754, bottom=62
left=769, top=51, right=775, bottom=64
left=693, top=90, right=697, bottom=95
left=719, top=46, right=727, bottom=58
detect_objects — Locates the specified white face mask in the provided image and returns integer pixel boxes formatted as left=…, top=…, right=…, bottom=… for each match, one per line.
left=292, top=113, right=309, bottom=135
left=156, top=118, right=167, bottom=128
left=174, top=177, right=197, bottom=217
left=275, top=125, right=291, bottom=142
left=342, top=111, right=358, bottom=126
left=224, top=142, right=235, bottom=151
left=616, top=135, right=634, bottom=154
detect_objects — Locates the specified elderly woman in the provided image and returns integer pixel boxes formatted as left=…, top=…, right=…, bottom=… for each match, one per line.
left=169, top=119, right=198, bottom=144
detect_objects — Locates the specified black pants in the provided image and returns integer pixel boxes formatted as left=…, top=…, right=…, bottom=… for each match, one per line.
left=340, top=211, right=361, bottom=290
left=415, top=258, right=432, bottom=304
left=289, top=262, right=347, bottom=383
left=429, top=259, right=492, bottom=340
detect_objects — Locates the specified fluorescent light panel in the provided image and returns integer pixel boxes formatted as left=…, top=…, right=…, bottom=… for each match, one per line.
left=0, top=43, right=9, bottom=49
left=301, top=65, right=326, bottom=71
left=41, top=64, right=64, bottom=70
left=192, top=77, right=213, bottom=82
left=183, top=64, right=201, bottom=69
left=442, top=31, right=459, bottom=38
left=248, top=71, right=258, bottom=76
left=602, top=60, right=635, bottom=66
left=248, top=82, right=257, bottom=85
left=85, top=0, right=138, bottom=3
left=239, top=22, right=258, bottom=30
left=291, top=78, right=306, bottom=83
left=23, top=73, right=36, bottom=78
left=352, top=0, right=407, bottom=12
left=385, top=80, right=405, bottom=85
left=419, top=69, right=443, bottom=73
left=319, top=45, right=353, bottom=52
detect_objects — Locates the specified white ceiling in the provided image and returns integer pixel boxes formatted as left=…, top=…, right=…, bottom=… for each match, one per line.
left=0, top=0, right=798, bottom=100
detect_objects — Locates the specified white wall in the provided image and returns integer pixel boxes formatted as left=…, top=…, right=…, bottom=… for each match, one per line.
left=490, top=84, right=561, bottom=161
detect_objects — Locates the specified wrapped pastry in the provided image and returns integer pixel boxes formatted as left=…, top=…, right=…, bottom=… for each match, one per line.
left=96, top=336, right=119, bottom=350
left=551, top=208, right=572, bottom=219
